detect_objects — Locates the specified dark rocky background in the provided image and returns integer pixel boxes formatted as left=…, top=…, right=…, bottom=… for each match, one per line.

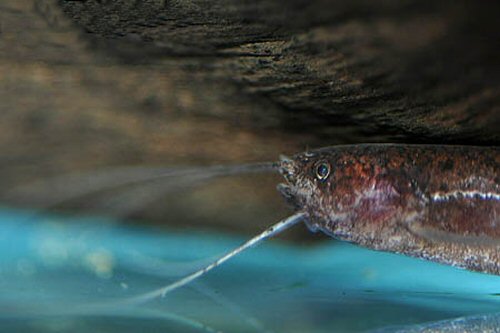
left=0, top=0, right=498, bottom=237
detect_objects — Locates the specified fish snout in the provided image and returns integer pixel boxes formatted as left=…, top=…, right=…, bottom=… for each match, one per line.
left=278, top=155, right=296, bottom=184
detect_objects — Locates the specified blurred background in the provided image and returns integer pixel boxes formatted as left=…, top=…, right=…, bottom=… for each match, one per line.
left=0, top=1, right=499, bottom=332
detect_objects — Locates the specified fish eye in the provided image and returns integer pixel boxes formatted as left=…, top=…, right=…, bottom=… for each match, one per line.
left=315, top=162, right=330, bottom=181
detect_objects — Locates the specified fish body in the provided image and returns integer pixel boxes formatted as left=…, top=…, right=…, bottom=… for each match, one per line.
left=279, top=144, right=500, bottom=275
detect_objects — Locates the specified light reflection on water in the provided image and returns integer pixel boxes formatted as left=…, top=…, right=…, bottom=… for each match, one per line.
left=0, top=207, right=498, bottom=333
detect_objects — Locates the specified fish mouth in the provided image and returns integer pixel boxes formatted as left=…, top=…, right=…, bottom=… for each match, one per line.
left=277, top=183, right=293, bottom=200
left=277, top=183, right=303, bottom=210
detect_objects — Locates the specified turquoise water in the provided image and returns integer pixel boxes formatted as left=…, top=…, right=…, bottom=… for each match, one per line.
left=0, top=207, right=498, bottom=332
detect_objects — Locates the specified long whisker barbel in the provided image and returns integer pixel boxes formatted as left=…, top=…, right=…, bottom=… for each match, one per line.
left=91, top=162, right=282, bottom=218
left=112, top=212, right=305, bottom=306
left=5, top=162, right=279, bottom=211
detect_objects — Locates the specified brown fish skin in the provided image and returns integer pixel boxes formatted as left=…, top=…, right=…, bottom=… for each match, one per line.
left=278, top=144, right=500, bottom=275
